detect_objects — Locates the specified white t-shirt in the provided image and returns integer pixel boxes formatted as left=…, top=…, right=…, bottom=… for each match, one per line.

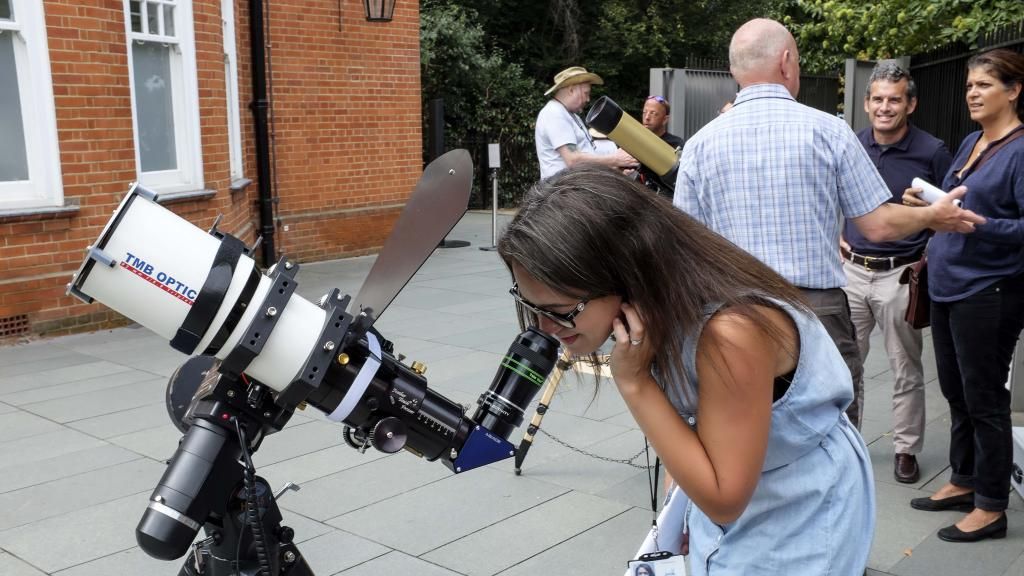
left=535, top=99, right=597, bottom=179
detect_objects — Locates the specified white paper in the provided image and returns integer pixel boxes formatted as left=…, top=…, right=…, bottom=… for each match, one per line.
left=911, top=177, right=962, bottom=207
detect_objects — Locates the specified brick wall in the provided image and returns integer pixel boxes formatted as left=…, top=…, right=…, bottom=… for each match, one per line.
left=264, top=0, right=423, bottom=261
left=0, top=0, right=422, bottom=343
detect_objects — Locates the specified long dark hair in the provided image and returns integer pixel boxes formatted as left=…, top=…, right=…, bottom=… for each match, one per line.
left=498, top=164, right=805, bottom=389
left=968, top=48, right=1024, bottom=121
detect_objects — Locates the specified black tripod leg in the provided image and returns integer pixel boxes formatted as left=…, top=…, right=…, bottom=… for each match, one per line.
left=514, top=352, right=571, bottom=475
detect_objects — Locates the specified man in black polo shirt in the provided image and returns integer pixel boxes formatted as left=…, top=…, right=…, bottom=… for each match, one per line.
left=841, top=62, right=952, bottom=484
left=635, top=95, right=684, bottom=197
left=641, top=95, right=684, bottom=149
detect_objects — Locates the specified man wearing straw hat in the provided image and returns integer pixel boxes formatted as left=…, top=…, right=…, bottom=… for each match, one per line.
left=535, top=66, right=637, bottom=179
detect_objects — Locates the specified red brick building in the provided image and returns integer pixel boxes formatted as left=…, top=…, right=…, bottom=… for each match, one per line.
left=0, top=0, right=422, bottom=341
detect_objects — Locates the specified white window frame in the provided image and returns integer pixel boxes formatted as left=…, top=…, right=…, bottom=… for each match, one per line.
left=123, top=0, right=203, bottom=194
left=0, top=0, right=63, bottom=210
left=221, top=0, right=243, bottom=181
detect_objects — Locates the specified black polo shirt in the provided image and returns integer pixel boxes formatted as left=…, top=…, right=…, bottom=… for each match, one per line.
left=661, top=131, right=684, bottom=150
left=843, top=124, right=952, bottom=257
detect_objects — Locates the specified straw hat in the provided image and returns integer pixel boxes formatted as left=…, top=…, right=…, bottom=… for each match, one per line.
left=544, top=66, right=604, bottom=96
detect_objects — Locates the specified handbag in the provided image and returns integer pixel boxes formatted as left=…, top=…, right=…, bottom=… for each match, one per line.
left=899, top=254, right=929, bottom=329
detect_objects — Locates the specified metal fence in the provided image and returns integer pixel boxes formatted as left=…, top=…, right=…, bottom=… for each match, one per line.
left=447, top=132, right=538, bottom=210
left=910, top=20, right=1024, bottom=152
left=652, top=68, right=840, bottom=142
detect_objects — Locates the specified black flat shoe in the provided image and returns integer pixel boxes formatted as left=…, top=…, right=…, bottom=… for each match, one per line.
left=910, top=492, right=974, bottom=512
left=937, top=513, right=1007, bottom=542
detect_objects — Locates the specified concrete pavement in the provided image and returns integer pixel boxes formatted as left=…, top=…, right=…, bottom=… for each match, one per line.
left=1, top=211, right=1023, bottom=575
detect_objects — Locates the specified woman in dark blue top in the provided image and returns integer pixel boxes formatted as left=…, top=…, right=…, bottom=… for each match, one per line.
left=906, top=49, right=1024, bottom=543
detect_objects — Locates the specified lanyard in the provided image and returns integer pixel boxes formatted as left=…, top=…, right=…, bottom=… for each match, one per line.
left=555, top=99, right=595, bottom=148
left=644, top=439, right=661, bottom=548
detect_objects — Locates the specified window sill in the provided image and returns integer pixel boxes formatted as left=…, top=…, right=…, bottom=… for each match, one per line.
left=230, top=177, right=253, bottom=194
left=155, top=188, right=217, bottom=205
left=0, top=200, right=81, bottom=223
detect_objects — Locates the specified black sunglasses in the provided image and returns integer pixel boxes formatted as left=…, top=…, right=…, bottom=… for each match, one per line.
left=509, top=282, right=589, bottom=329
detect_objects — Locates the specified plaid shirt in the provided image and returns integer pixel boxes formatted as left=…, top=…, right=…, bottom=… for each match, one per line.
left=673, top=84, right=890, bottom=289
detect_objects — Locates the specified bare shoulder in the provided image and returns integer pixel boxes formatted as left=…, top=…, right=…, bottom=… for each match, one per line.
left=700, top=304, right=799, bottom=371
left=705, top=304, right=795, bottom=341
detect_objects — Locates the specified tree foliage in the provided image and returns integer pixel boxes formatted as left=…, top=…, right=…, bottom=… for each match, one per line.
left=454, top=0, right=791, bottom=118
left=420, top=2, right=543, bottom=143
left=420, top=2, right=545, bottom=204
left=790, top=0, right=1024, bottom=72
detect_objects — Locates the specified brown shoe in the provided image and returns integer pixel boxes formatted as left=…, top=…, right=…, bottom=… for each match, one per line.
left=895, top=453, right=920, bottom=483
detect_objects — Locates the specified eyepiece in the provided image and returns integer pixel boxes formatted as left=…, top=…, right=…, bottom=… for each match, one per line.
left=472, top=327, right=559, bottom=440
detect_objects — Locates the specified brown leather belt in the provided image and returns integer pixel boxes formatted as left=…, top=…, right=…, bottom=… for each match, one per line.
left=841, top=248, right=922, bottom=272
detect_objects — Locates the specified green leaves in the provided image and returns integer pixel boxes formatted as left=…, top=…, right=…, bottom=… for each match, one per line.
left=792, top=0, right=1024, bottom=72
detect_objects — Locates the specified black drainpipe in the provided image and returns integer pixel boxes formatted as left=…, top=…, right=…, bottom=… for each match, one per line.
left=249, top=0, right=275, bottom=266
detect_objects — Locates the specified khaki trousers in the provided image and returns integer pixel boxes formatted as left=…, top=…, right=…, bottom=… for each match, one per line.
left=842, top=259, right=925, bottom=454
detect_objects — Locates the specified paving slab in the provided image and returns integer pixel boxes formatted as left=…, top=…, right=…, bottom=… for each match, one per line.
left=280, top=451, right=452, bottom=522
left=0, top=443, right=141, bottom=494
left=0, top=458, right=164, bottom=532
left=0, top=368, right=159, bottom=406
left=291, top=530, right=389, bottom=576
left=0, top=343, right=79, bottom=368
left=327, top=466, right=568, bottom=556
left=107, top=422, right=188, bottom=461
left=0, top=428, right=107, bottom=470
left=251, top=419, right=352, bottom=467
left=0, top=551, right=47, bottom=576
left=19, top=378, right=167, bottom=423
left=336, top=550, right=463, bottom=576
left=0, top=492, right=149, bottom=573
left=0, top=410, right=64, bottom=441
left=494, top=507, right=651, bottom=576
left=51, top=547, right=183, bottom=576
left=257, top=443, right=391, bottom=489
left=65, top=401, right=175, bottom=439
left=0, top=359, right=135, bottom=395
left=422, top=490, right=630, bottom=576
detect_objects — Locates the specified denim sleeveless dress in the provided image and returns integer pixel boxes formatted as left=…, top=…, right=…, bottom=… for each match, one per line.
left=663, top=300, right=875, bottom=575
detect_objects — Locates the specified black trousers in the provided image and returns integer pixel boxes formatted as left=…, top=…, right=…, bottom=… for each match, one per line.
left=931, top=273, right=1024, bottom=512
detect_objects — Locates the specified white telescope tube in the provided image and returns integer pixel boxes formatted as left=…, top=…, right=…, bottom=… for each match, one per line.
left=68, top=186, right=325, bottom=393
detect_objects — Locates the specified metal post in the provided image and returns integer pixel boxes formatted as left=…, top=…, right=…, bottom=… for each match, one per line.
left=480, top=143, right=500, bottom=252
left=491, top=171, right=498, bottom=243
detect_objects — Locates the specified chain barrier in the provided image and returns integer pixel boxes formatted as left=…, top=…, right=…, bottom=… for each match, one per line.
left=535, top=428, right=656, bottom=470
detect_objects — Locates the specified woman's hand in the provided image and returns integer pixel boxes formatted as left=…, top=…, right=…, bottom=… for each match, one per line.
left=902, top=186, right=928, bottom=207
left=610, top=302, right=657, bottom=395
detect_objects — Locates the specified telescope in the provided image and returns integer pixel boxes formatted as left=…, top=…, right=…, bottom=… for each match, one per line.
left=66, top=150, right=559, bottom=576
left=586, top=96, right=681, bottom=197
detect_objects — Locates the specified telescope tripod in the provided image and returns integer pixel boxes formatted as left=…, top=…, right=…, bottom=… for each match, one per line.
left=514, top=352, right=610, bottom=474
left=179, top=475, right=312, bottom=576
left=164, top=356, right=315, bottom=576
